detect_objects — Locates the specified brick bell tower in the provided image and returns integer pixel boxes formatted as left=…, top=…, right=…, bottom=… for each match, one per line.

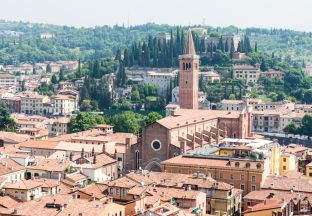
left=179, top=29, right=199, bottom=109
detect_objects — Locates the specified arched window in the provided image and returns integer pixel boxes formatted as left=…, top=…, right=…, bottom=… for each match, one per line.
left=257, top=163, right=262, bottom=169
left=235, top=162, right=240, bottom=167
left=183, top=62, right=186, bottom=70
left=245, top=163, right=250, bottom=168
left=189, top=63, right=191, bottom=69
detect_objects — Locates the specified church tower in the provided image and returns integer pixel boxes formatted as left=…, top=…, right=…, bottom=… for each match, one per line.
left=179, top=29, right=199, bottom=109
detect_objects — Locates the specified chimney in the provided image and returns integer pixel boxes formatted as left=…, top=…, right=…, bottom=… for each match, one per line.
left=180, top=141, right=186, bottom=154
left=102, top=144, right=106, bottom=154
left=81, top=148, right=84, bottom=158
left=125, top=137, right=131, bottom=147
left=91, top=193, right=96, bottom=201
left=93, top=154, right=97, bottom=164
left=91, top=147, right=95, bottom=157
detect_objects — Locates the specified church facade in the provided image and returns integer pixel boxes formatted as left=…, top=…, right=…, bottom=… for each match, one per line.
left=127, top=29, right=253, bottom=172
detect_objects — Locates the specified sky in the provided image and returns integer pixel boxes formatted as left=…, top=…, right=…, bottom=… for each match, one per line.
left=1, top=0, right=312, bottom=31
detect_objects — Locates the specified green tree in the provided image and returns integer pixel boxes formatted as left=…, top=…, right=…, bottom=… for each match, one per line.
left=80, top=100, right=92, bottom=111
left=51, top=74, right=58, bottom=84
left=0, top=105, right=16, bottom=131
left=46, top=64, right=52, bottom=73
left=69, top=112, right=105, bottom=133
left=109, top=111, right=141, bottom=134
left=131, top=89, right=140, bottom=102
left=283, top=122, right=298, bottom=134
left=144, top=112, right=162, bottom=125
left=303, top=89, right=312, bottom=104
left=59, top=68, right=65, bottom=81
left=300, top=114, right=312, bottom=137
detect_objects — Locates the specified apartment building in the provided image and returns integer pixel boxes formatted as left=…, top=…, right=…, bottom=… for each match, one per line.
left=50, top=94, right=77, bottom=116
left=261, top=69, right=285, bottom=80
left=0, top=73, right=17, bottom=87
left=294, top=104, right=312, bottom=113
left=2, top=96, right=21, bottom=113
left=252, top=110, right=304, bottom=133
left=220, top=99, right=294, bottom=112
left=20, top=93, right=49, bottom=115
left=199, top=71, right=221, bottom=83
left=161, top=139, right=274, bottom=195
left=143, top=70, right=177, bottom=97
left=232, top=64, right=260, bottom=84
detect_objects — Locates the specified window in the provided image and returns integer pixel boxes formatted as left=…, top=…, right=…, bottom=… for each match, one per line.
left=283, top=158, right=286, bottom=162
left=240, top=174, right=245, bottom=180
left=220, top=172, right=223, bottom=179
left=251, top=175, right=256, bottom=181
left=230, top=174, right=234, bottom=180
left=245, top=163, right=250, bottom=168
left=240, top=184, right=245, bottom=190
left=252, top=185, right=256, bottom=191
left=256, top=163, right=262, bottom=169
left=235, top=162, right=240, bottom=167
left=283, top=166, right=286, bottom=170
left=151, top=140, right=161, bottom=151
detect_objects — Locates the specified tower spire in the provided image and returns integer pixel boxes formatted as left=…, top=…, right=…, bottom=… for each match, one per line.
left=185, top=29, right=196, bottom=55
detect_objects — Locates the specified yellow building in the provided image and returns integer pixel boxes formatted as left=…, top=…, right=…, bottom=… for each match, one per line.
left=306, top=162, right=312, bottom=177
left=270, top=143, right=280, bottom=176
left=218, top=147, right=235, bottom=157
left=279, top=153, right=297, bottom=176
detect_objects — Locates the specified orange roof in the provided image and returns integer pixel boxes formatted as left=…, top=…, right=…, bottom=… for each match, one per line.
left=156, top=109, right=241, bottom=129
left=162, top=155, right=230, bottom=168
left=20, top=140, right=59, bottom=150
left=244, top=199, right=282, bottom=214
left=4, top=179, right=43, bottom=190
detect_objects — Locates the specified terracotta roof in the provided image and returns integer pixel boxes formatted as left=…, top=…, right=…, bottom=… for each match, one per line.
left=3, top=194, right=110, bottom=216
left=80, top=183, right=108, bottom=200
left=126, top=172, right=155, bottom=185
left=4, top=179, right=43, bottom=190
left=0, top=196, right=19, bottom=208
left=262, top=175, right=312, bottom=193
left=66, top=172, right=88, bottom=182
left=244, top=189, right=312, bottom=204
left=146, top=186, right=203, bottom=200
left=244, top=199, right=282, bottom=213
left=162, top=155, right=230, bottom=168
left=0, top=131, right=30, bottom=144
left=76, top=153, right=116, bottom=169
left=156, top=109, right=241, bottom=129
left=20, top=140, right=59, bottom=150
left=29, top=159, right=69, bottom=172
left=0, top=157, right=25, bottom=176
left=282, top=144, right=308, bottom=154
left=108, top=176, right=138, bottom=189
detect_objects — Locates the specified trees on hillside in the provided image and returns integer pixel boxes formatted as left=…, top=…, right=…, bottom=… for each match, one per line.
left=69, top=112, right=105, bottom=133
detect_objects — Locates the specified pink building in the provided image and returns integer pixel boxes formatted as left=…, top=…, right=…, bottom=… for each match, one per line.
left=261, top=69, right=285, bottom=80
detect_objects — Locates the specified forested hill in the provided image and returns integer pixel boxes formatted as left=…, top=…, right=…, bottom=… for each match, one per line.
left=0, top=19, right=312, bottom=64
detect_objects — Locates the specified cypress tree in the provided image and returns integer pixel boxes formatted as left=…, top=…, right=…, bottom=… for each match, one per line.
left=254, top=42, right=258, bottom=52
left=224, top=39, right=229, bottom=52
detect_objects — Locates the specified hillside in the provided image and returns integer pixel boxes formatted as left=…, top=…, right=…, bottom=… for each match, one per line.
left=0, top=20, right=312, bottom=64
